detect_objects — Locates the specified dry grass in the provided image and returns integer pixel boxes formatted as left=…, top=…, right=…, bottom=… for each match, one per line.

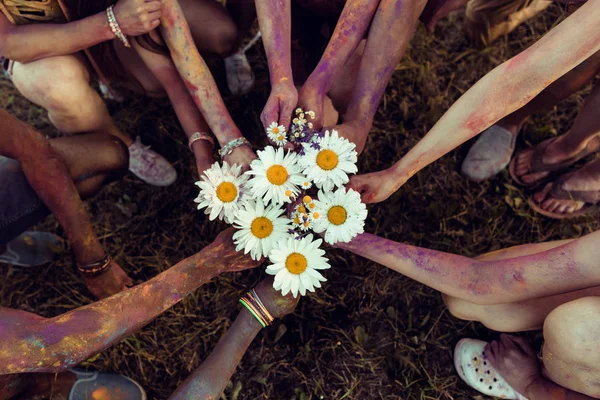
left=1, top=4, right=599, bottom=399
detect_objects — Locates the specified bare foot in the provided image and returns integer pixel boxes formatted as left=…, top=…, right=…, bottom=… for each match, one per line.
left=530, top=158, right=600, bottom=218
left=513, top=134, right=600, bottom=185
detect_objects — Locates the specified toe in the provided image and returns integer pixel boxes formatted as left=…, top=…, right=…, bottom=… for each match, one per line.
left=533, top=183, right=552, bottom=203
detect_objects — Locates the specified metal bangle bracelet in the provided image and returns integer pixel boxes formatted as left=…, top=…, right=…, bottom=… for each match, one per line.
left=77, top=255, right=113, bottom=277
left=218, top=137, right=252, bottom=159
left=188, top=132, right=215, bottom=151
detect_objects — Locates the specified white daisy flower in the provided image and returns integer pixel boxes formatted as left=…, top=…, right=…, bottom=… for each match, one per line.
left=245, top=146, right=306, bottom=206
left=232, top=200, right=292, bottom=260
left=194, top=162, right=249, bottom=224
left=266, top=122, right=288, bottom=146
left=300, top=130, right=358, bottom=192
left=312, top=188, right=367, bottom=245
left=291, top=203, right=312, bottom=231
left=266, top=234, right=330, bottom=298
left=300, top=179, right=312, bottom=190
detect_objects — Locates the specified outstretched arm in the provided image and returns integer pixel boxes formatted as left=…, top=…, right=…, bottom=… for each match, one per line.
left=0, top=229, right=260, bottom=375
left=297, top=0, right=380, bottom=129
left=169, top=278, right=298, bottom=399
left=349, top=1, right=600, bottom=203
left=336, top=230, right=600, bottom=305
left=324, top=0, right=426, bottom=152
left=0, top=111, right=132, bottom=298
left=0, top=0, right=160, bottom=63
left=255, top=0, right=297, bottom=130
left=158, top=0, right=255, bottom=169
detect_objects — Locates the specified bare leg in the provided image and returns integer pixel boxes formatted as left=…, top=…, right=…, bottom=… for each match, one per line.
left=541, top=296, right=600, bottom=397
left=530, top=156, right=600, bottom=217
left=499, top=50, right=600, bottom=135
left=10, top=54, right=133, bottom=146
left=514, top=79, right=600, bottom=185
left=226, top=0, right=258, bottom=50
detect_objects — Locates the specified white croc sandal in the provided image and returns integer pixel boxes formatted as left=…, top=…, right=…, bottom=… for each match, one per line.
left=454, top=339, right=529, bottom=400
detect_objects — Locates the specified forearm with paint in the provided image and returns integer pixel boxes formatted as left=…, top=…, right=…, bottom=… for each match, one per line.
left=390, top=1, right=600, bottom=189
left=255, top=0, right=293, bottom=85
left=303, top=0, right=379, bottom=94
left=0, top=111, right=104, bottom=265
left=343, top=0, right=427, bottom=128
left=169, top=309, right=262, bottom=400
left=159, top=0, right=242, bottom=145
left=0, top=231, right=257, bottom=374
left=336, top=230, right=600, bottom=305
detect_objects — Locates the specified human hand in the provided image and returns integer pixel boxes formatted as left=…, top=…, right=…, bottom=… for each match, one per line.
left=324, top=119, right=370, bottom=154
left=204, top=228, right=263, bottom=273
left=485, top=334, right=542, bottom=397
left=297, top=85, right=325, bottom=130
left=223, top=144, right=256, bottom=173
left=84, top=260, right=133, bottom=299
left=113, top=0, right=162, bottom=37
left=347, top=167, right=400, bottom=204
left=261, top=81, right=298, bottom=133
left=254, top=277, right=299, bottom=318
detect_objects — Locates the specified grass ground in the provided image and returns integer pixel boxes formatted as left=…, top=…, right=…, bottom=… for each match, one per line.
left=1, top=4, right=599, bottom=399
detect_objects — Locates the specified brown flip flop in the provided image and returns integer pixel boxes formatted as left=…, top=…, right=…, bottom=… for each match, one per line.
left=528, top=174, right=600, bottom=220
left=509, top=137, right=598, bottom=187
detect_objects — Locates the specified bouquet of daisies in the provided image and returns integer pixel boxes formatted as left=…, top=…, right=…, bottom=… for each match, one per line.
left=194, top=109, right=368, bottom=298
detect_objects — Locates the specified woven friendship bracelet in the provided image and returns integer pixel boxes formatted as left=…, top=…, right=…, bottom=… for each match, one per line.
left=239, top=289, right=274, bottom=328
left=77, top=255, right=113, bottom=277
left=106, top=5, right=130, bottom=48
left=218, top=137, right=252, bottom=159
left=188, top=132, right=215, bottom=151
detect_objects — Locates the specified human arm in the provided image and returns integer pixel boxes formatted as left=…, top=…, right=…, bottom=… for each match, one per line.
left=131, top=34, right=215, bottom=176
left=323, top=0, right=427, bottom=153
left=0, top=228, right=260, bottom=374
left=335, top=230, right=600, bottom=305
left=158, top=0, right=255, bottom=169
left=0, top=0, right=161, bottom=63
left=0, top=110, right=132, bottom=298
left=485, top=334, right=595, bottom=400
left=169, top=277, right=299, bottom=399
left=297, top=0, right=380, bottom=130
left=255, top=0, right=297, bottom=130
left=348, top=1, right=600, bottom=203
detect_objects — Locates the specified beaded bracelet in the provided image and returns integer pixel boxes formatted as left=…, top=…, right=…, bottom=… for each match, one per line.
left=106, top=5, right=130, bottom=48
left=218, top=137, right=251, bottom=159
left=77, top=255, right=113, bottom=277
left=188, top=132, right=215, bottom=151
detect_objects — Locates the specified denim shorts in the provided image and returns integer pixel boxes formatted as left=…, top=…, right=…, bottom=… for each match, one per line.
left=0, top=156, right=50, bottom=244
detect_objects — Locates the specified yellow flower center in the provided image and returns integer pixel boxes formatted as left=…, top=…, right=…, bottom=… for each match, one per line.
left=298, top=205, right=306, bottom=213
left=266, top=165, right=288, bottom=185
left=327, top=206, right=347, bottom=226
left=215, top=182, right=237, bottom=203
left=277, top=135, right=284, bottom=141
left=303, top=196, right=312, bottom=204
left=272, top=127, right=280, bottom=134
left=285, top=252, right=308, bottom=274
left=313, top=212, right=320, bottom=219
left=250, top=217, right=273, bottom=239
left=316, top=149, right=339, bottom=171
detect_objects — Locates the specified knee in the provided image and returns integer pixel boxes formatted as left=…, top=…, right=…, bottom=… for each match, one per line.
left=208, top=18, right=238, bottom=57
left=444, top=294, right=481, bottom=322
left=544, top=297, right=600, bottom=350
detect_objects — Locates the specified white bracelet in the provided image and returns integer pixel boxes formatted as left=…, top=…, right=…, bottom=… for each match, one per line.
left=107, top=5, right=131, bottom=48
